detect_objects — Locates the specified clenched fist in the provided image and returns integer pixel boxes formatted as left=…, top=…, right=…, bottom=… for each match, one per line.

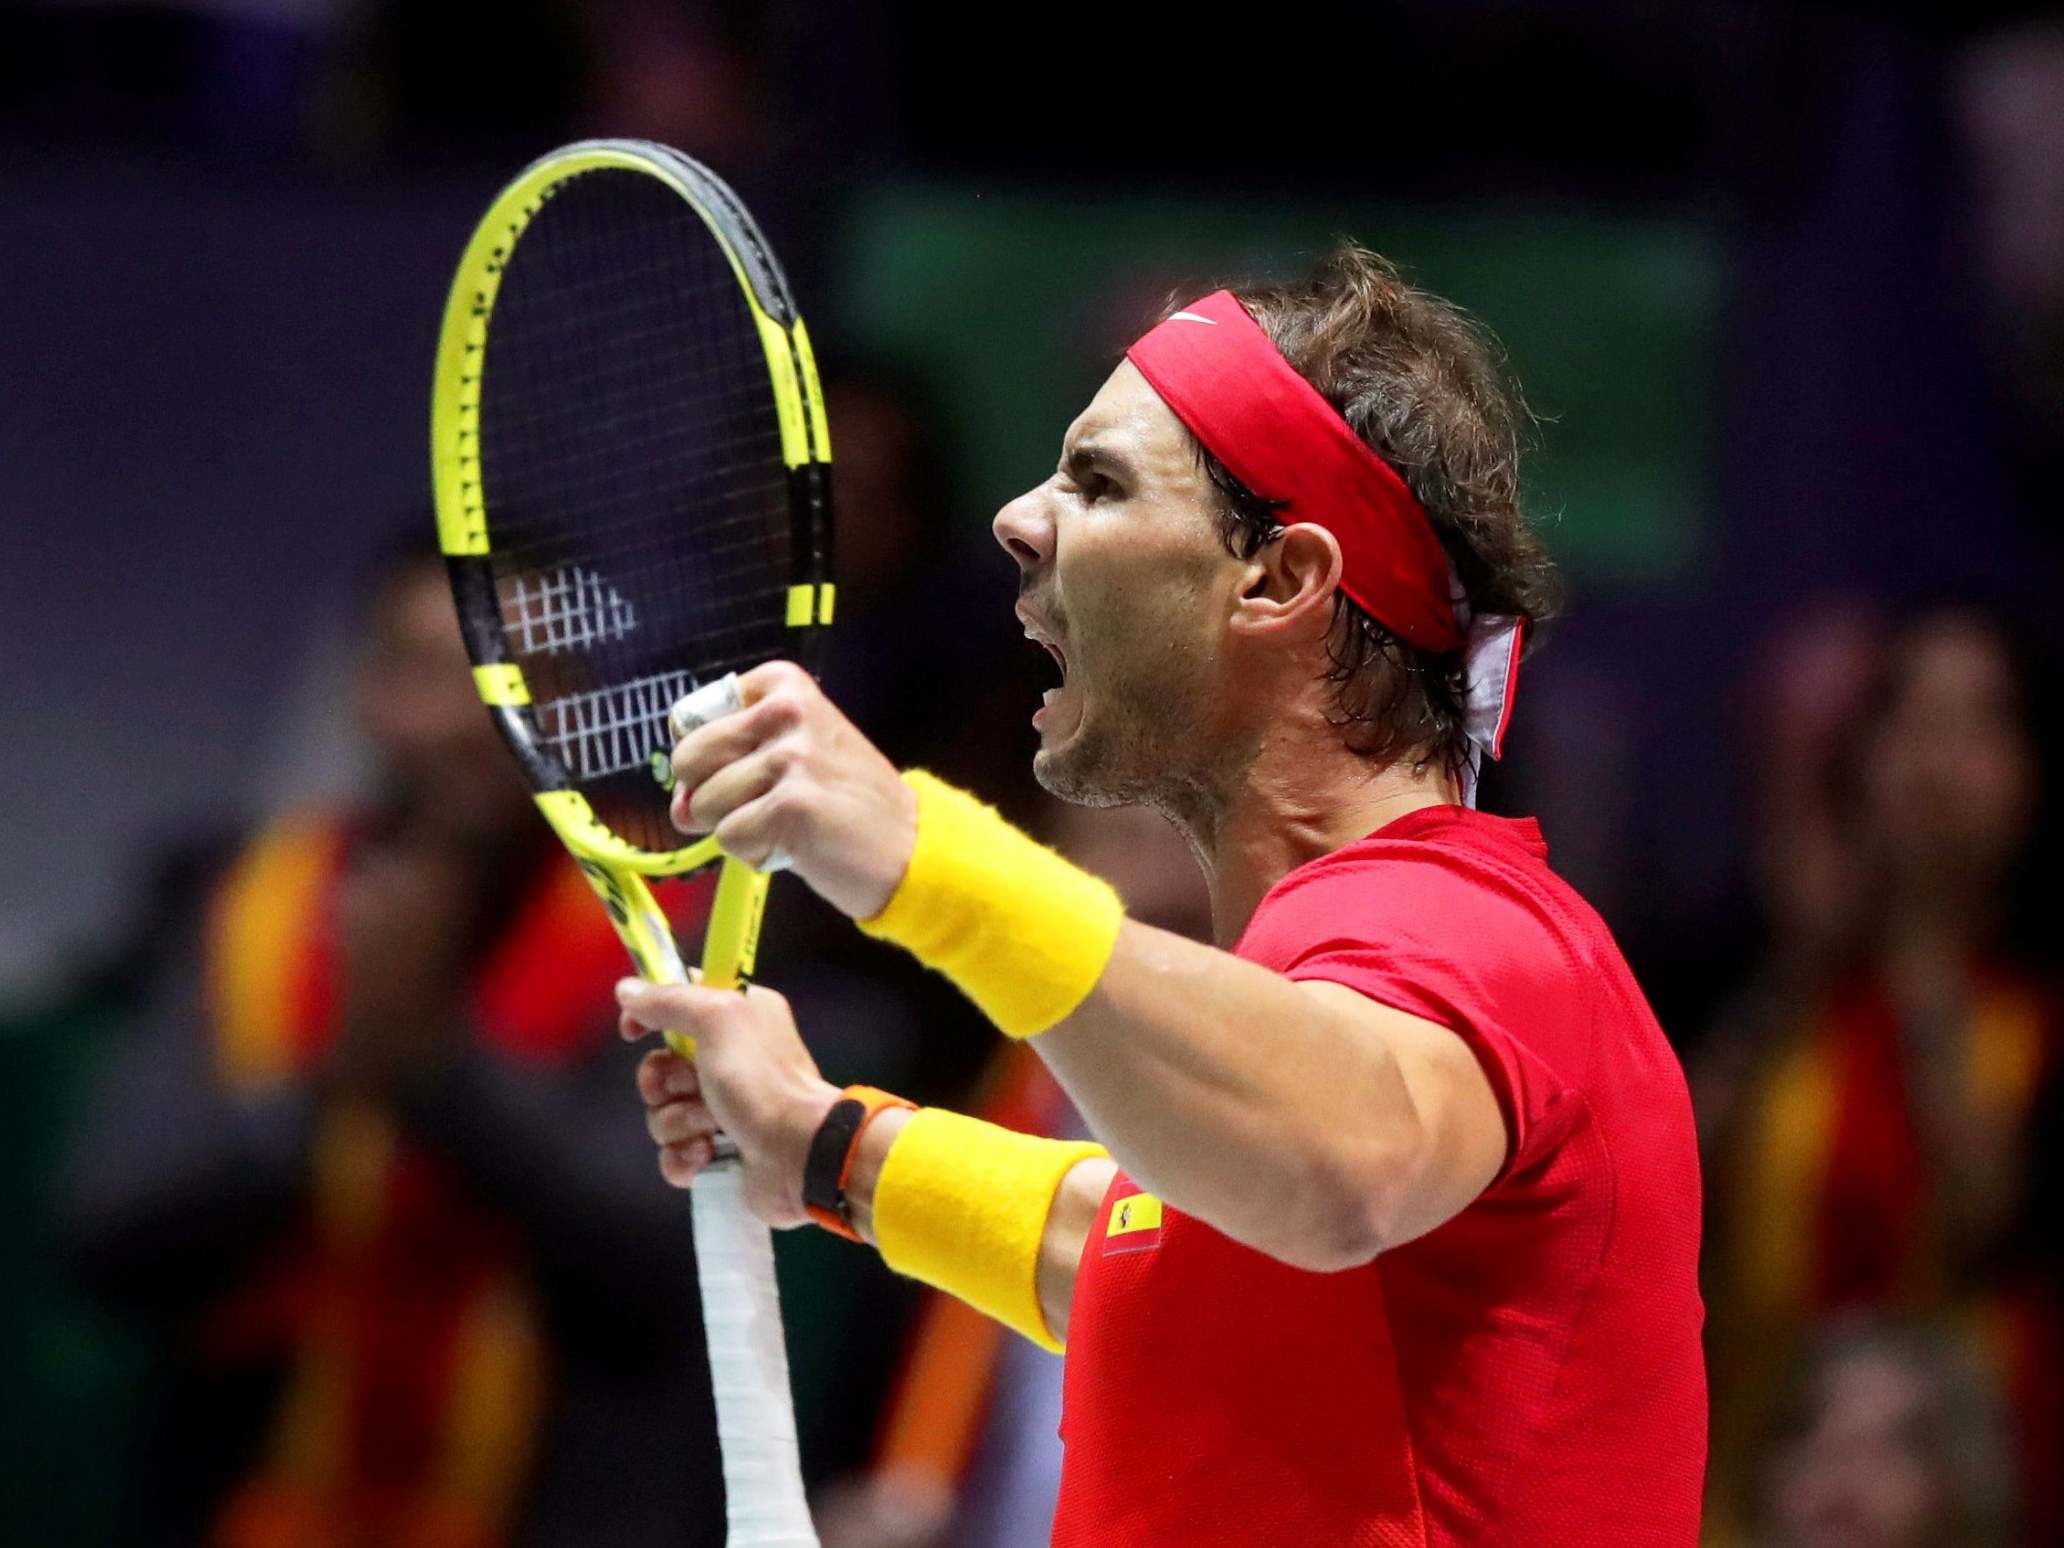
left=619, top=976, right=842, bottom=1223
left=669, top=661, right=916, bottom=919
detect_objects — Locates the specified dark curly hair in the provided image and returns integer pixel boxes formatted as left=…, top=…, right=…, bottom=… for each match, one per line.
left=1175, top=242, right=1561, bottom=776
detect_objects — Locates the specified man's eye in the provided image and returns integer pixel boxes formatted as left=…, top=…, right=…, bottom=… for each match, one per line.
left=1055, top=468, right=1118, bottom=504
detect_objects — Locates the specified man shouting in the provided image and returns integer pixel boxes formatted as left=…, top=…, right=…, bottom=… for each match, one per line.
left=619, top=245, right=1706, bottom=1547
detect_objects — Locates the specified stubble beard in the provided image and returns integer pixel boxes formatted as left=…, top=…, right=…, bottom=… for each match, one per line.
left=1032, top=663, right=1223, bottom=832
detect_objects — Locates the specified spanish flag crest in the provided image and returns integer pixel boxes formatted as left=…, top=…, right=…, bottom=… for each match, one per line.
left=1103, top=1190, right=1164, bottom=1256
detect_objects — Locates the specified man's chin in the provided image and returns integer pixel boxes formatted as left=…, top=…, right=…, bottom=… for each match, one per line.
left=1032, top=727, right=1133, bottom=810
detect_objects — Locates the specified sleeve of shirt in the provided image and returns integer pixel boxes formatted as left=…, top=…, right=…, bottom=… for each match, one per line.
left=1246, top=856, right=1587, bottom=1180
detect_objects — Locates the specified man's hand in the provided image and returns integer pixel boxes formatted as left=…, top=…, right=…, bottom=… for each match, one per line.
left=669, top=661, right=916, bottom=919
left=618, top=977, right=841, bottom=1225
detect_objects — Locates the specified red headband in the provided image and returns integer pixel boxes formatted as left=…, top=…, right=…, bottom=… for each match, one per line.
left=1125, top=289, right=1463, bottom=653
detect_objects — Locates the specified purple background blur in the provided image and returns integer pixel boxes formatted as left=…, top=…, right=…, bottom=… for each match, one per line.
left=4, top=4, right=2061, bottom=1545
left=4, top=2, right=2058, bottom=1008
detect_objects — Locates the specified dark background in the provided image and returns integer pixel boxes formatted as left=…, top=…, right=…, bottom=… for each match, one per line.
left=6, top=1, right=2059, bottom=1007
left=4, top=2, right=2060, bottom=1542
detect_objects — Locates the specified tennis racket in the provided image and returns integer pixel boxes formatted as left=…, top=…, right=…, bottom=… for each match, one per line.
left=430, top=139, right=832, bottom=1548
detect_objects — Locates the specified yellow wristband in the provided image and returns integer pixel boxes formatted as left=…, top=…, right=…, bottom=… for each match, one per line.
left=858, top=771, right=1124, bottom=1037
left=872, top=1107, right=1107, bottom=1352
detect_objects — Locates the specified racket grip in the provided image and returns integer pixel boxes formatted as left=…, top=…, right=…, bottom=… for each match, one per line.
left=691, top=1165, right=820, bottom=1547
left=660, top=1031, right=739, bottom=1168
left=669, top=674, right=790, bottom=872
left=669, top=671, right=748, bottom=740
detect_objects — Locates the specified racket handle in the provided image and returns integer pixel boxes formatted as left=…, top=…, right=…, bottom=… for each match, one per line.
left=658, top=853, right=770, bottom=1176
left=669, top=674, right=790, bottom=871
left=669, top=672, right=748, bottom=740
left=691, top=1164, right=821, bottom=1547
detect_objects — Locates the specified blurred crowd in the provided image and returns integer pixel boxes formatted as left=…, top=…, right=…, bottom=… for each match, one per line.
left=7, top=2, right=2064, bottom=1546
left=9, top=380, right=2058, bottom=1548
left=1698, top=606, right=2060, bottom=1547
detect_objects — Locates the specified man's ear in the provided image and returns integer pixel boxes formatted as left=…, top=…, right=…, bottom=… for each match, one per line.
left=1229, top=523, right=1343, bottom=640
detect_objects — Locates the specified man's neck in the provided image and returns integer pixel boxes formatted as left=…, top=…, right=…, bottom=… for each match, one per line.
left=1166, top=715, right=1460, bottom=948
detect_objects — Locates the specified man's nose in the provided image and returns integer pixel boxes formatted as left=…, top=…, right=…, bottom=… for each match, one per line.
left=991, top=484, right=1052, bottom=573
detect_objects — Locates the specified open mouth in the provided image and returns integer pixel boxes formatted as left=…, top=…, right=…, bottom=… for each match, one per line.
left=1020, top=608, right=1069, bottom=686
left=1019, top=611, right=1073, bottom=727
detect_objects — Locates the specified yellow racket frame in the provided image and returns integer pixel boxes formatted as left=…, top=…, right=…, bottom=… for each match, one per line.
left=430, top=141, right=833, bottom=1021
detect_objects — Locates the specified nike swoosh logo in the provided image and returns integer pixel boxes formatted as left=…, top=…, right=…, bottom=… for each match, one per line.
left=1166, top=311, right=1217, bottom=325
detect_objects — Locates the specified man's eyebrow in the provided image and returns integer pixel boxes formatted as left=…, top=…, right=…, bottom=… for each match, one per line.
left=1060, top=441, right=1137, bottom=482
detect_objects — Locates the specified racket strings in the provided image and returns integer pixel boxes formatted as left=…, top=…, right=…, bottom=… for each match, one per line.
left=541, top=666, right=704, bottom=783
left=478, top=168, right=794, bottom=853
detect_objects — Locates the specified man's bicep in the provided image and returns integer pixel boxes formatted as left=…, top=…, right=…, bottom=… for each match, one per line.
left=1295, top=979, right=1508, bottom=1250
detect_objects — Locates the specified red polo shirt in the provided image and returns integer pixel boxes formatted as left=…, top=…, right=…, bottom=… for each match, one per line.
left=1050, top=806, right=1706, bottom=1546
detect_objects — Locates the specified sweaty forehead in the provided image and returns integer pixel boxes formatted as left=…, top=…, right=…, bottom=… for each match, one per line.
left=1062, top=360, right=1201, bottom=488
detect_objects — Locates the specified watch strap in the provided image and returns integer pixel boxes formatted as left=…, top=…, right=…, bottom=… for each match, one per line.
left=803, top=1085, right=916, bottom=1241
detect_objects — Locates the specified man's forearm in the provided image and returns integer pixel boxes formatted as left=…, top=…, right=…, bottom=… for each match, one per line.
left=842, top=1104, right=913, bottom=1245
left=1033, top=1155, right=1117, bottom=1343
left=830, top=904, right=1432, bottom=1327
left=844, top=1105, right=1114, bottom=1347
left=834, top=775, right=1469, bottom=1273
left=840, top=921, right=1462, bottom=1291
left=1027, top=920, right=1432, bottom=1272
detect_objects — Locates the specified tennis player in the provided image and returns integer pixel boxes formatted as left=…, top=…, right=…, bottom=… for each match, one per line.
left=619, top=245, right=1706, bottom=1545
